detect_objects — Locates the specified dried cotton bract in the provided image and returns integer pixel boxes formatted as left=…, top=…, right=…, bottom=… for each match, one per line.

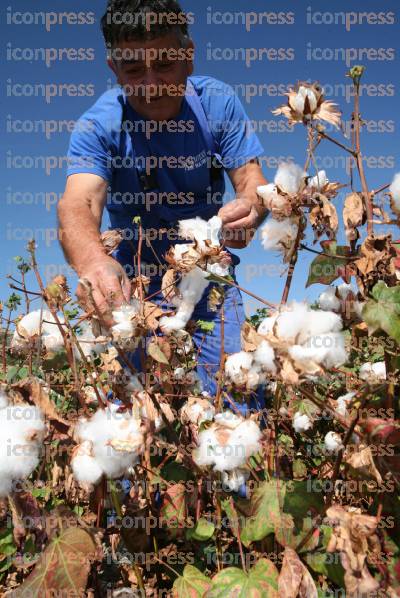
left=72, top=404, right=143, bottom=486
left=0, top=395, right=46, bottom=497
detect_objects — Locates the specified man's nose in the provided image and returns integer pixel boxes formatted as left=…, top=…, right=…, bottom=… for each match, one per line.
left=141, top=68, right=162, bottom=94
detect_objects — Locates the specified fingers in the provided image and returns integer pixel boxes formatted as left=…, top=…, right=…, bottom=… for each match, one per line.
left=218, top=198, right=252, bottom=225
left=121, top=275, right=132, bottom=304
left=98, top=275, right=127, bottom=310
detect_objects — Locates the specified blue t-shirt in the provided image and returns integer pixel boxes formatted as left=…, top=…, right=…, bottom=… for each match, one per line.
left=67, top=75, right=264, bottom=275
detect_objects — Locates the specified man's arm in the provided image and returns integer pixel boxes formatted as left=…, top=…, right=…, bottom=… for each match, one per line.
left=57, top=173, right=131, bottom=324
left=218, top=159, right=269, bottom=249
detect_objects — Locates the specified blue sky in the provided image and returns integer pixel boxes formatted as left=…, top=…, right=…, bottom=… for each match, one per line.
left=1, top=0, right=399, bottom=317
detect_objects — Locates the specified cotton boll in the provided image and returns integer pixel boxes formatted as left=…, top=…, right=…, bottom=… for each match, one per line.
left=337, top=283, right=354, bottom=300
left=75, top=321, right=108, bottom=360
left=214, top=411, right=244, bottom=430
left=389, top=173, right=400, bottom=213
left=253, top=341, right=277, bottom=374
left=0, top=390, right=9, bottom=410
left=293, top=412, right=312, bottom=433
left=172, top=243, right=195, bottom=262
left=308, top=170, right=328, bottom=190
left=212, top=419, right=261, bottom=472
left=257, top=184, right=287, bottom=211
left=207, top=262, right=231, bottom=277
left=275, top=302, right=311, bottom=342
left=225, top=352, right=253, bottom=386
left=324, top=431, right=344, bottom=454
left=178, top=216, right=222, bottom=246
left=274, top=162, right=305, bottom=195
left=260, top=218, right=299, bottom=253
left=293, top=86, right=318, bottom=115
left=160, top=267, right=210, bottom=333
left=71, top=441, right=103, bottom=485
left=359, top=361, right=386, bottom=382
left=318, top=287, right=341, bottom=312
left=336, top=392, right=356, bottom=417
left=292, top=333, right=347, bottom=369
left=12, top=309, right=65, bottom=353
left=299, top=310, right=343, bottom=343
left=221, top=469, right=249, bottom=492
left=180, top=397, right=215, bottom=426
left=257, top=314, right=278, bottom=336
left=193, top=427, right=219, bottom=468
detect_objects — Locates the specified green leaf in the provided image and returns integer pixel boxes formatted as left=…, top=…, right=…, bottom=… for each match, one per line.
left=173, top=564, right=211, bottom=597
left=187, top=518, right=215, bottom=542
left=196, top=320, right=216, bottom=333
left=12, top=527, right=96, bottom=597
left=363, top=281, right=400, bottom=344
left=306, top=244, right=351, bottom=287
left=241, top=481, right=324, bottom=550
left=207, top=558, right=279, bottom=597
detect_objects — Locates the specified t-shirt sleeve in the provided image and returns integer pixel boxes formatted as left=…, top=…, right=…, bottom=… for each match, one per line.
left=67, top=119, right=113, bottom=182
left=209, top=84, right=264, bottom=170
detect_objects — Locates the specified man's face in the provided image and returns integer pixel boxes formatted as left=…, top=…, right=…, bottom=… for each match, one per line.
left=108, top=33, right=194, bottom=121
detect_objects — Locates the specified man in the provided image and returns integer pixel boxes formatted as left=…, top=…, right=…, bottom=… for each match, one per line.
left=58, top=0, right=268, bottom=397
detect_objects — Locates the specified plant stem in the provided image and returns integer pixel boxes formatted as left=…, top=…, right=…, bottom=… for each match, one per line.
left=353, top=83, right=373, bottom=235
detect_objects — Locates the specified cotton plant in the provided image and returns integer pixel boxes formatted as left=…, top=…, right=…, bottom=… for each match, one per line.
left=180, top=395, right=216, bottom=427
left=71, top=404, right=143, bottom=487
left=225, top=344, right=276, bottom=390
left=0, top=392, right=46, bottom=497
left=324, top=431, right=344, bottom=454
left=193, top=411, right=262, bottom=492
left=292, top=411, right=313, bottom=434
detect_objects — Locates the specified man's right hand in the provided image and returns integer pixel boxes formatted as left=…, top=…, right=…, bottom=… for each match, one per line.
left=76, top=257, right=131, bottom=327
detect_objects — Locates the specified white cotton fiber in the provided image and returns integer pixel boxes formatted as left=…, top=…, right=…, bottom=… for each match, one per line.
left=178, top=216, right=222, bottom=247
left=318, top=287, right=341, bottom=312
left=0, top=404, right=46, bottom=496
left=73, top=404, right=143, bottom=483
left=253, top=340, right=276, bottom=373
left=260, top=218, right=299, bottom=252
left=308, top=170, right=328, bottom=190
left=336, top=391, right=356, bottom=417
left=257, top=314, right=278, bottom=336
left=293, top=86, right=318, bottom=114
left=160, top=267, right=210, bottom=333
left=222, top=469, right=249, bottom=492
left=75, top=321, right=109, bottom=360
left=111, top=301, right=140, bottom=342
left=194, top=413, right=261, bottom=473
left=12, top=309, right=65, bottom=354
left=293, top=412, right=312, bottom=433
left=359, top=361, right=386, bottom=382
left=225, top=352, right=254, bottom=386
left=274, top=162, right=305, bottom=195
left=324, top=431, right=343, bottom=454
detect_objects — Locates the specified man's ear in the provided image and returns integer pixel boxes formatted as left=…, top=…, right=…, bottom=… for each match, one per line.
left=107, top=57, right=119, bottom=79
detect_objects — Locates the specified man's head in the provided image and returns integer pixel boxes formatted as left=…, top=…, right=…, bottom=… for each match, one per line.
left=101, top=0, right=194, bottom=120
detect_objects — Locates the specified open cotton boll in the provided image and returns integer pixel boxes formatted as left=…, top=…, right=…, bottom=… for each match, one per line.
left=274, top=162, right=305, bottom=194
left=389, top=173, right=400, bottom=213
left=299, top=310, right=343, bottom=343
left=180, top=396, right=215, bottom=426
left=178, top=216, right=222, bottom=246
left=324, top=431, right=344, bottom=454
left=257, top=184, right=288, bottom=212
left=257, top=313, right=278, bottom=336
left=308, top=170, right=328, bottom=190
left=318, top=287, right=341, bottom=312
left=359, top=361, right=386, bottom=382
left=74, top=404, right=143, bottom=480
left=12, top=309, right=65, bottom=353
left=206, top=262, right=231, bottom=277
left=225, top=351, right=254, bottom=386
left=222, top=469, right=250, bottom=492
left=71, top=440, right=103, bottom=485
left=293, top=86, right=318, bottom=114
left=193, top=427, right=219, bottom=468
left=337, top=283, right=354, bottom=300
left=293, top=412, right=312, bottom=433
left=160, top=267, right=210, bottom=333
left=291, top=333, right=347, bottom=369
left=253, top=341, right=277, bottom=374
left=336, top=391, right=356, bottom=417
left=275, top=302, right=311, bottom=341
left=260, top=218, right=299, bottom=252
left=0, top=404, right=46, bottom=496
